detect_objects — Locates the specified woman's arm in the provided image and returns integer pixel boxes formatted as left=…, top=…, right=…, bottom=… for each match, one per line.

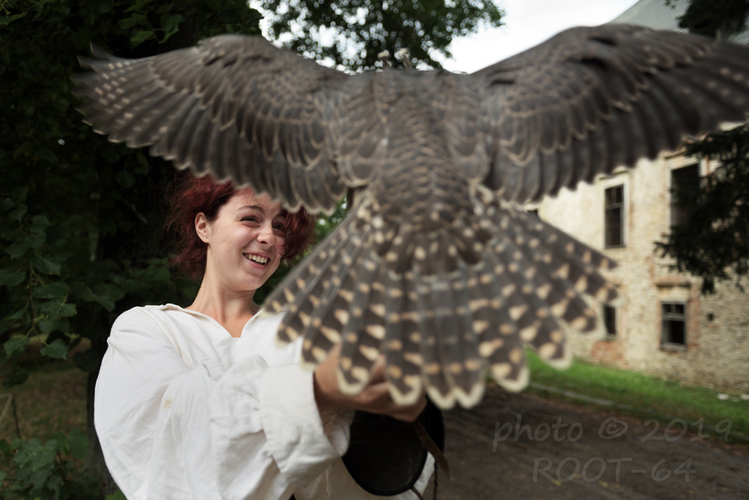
left=95, top=307, right=342, bottom=500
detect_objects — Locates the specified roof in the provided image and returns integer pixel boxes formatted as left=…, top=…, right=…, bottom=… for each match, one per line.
left=610, top=0, right=749, bottom=45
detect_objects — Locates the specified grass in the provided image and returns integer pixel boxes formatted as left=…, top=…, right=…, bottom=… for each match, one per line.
left=526, top=350, right=749, bottom=442
left=0, top=361, right=88, bottom=443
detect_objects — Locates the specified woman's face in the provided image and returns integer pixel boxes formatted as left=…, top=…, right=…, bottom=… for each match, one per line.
left=197, top=189, right=287, bottom=294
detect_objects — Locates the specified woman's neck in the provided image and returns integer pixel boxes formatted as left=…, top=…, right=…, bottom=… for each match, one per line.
left=187, top=276, right=258, bottom=337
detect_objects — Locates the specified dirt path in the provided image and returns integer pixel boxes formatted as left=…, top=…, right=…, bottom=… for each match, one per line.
left=437, top=386, right=748, bottom=499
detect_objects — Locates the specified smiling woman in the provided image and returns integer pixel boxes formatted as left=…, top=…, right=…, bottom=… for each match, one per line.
left=166, top=175, right=314, bottom=280
left=93, top=174, right=431, bottom=500
left=165, top=176, right=315, bottom=334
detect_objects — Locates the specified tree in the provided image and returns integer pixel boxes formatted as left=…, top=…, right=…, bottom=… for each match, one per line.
left=656, top=126, right=749, bottom=293
left=656, top=0, right=749, bottom=293
left=0, top=1, right=261, bottom=497
left=259, top=0, right=503, bottom=71
left=677, top=0, right=749, bottom=38
left=0, top=0, right=503, bottom=497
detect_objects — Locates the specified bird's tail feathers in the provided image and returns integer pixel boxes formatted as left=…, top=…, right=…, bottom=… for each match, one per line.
left=265, top=191, right=621, bottom=409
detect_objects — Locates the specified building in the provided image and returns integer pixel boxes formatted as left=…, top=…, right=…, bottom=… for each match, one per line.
left=530, top=0, right=749, bottom=393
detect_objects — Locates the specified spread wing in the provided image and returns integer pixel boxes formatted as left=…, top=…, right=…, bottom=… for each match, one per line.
left=473, top=24, right=749, bottom=203
left=71, top=35, right=384, bottom=213
left=72, top=27, right=749, bottom=410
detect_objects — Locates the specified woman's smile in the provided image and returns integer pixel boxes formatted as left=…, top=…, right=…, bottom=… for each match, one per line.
left=244, top=252, right=271, bottom=266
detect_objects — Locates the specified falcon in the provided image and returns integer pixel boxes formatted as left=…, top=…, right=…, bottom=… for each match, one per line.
left=72, top=24, right=749, bottom=409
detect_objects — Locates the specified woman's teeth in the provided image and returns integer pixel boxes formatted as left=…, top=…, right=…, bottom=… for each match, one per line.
left=246, top=254, right=268, bottom=264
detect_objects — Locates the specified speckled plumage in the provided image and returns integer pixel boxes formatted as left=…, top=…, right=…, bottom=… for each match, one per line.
left=72, top=25, right=749, bottom=408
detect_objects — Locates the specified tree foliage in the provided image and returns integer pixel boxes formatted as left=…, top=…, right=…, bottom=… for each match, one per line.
left=657, top=125, right=749, bottom=294
left=259, top=0, right=503, bottom=71
left=676, top=0, right=749, bottom=38
left=0, top=0, right=261, bottom=496
left=0, top=429, right=100, bottom=500
left=0, top=0, right=260, bottom=386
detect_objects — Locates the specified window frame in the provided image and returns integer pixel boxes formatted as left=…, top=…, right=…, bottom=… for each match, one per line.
left=669, top=163, right=700, bottom=228
left=661, top=301, right=688, bottom=350
left=602, top=304, right=617, bottom=340
left=604, top=184, right=625, bottom=248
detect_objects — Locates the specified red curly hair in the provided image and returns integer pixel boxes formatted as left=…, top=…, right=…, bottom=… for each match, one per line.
left=165, top=174, right=315, bottom=279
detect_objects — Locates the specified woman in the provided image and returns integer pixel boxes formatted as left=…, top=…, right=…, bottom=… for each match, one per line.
left=94, top=175, right=431, bottom=500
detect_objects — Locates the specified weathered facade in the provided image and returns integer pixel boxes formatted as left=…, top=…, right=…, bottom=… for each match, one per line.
left=533, top=151, right=749, bottom=393
left=527, top=0, right=749, bottom=394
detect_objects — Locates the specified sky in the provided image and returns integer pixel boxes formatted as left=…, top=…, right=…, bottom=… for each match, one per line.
left=435, top=0, right=640, bottom=73
left=252, top=0, right=641, bottom=73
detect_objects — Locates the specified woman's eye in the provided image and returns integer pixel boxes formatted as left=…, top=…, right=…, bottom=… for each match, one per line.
left=243, top=216, right=259, bottom=223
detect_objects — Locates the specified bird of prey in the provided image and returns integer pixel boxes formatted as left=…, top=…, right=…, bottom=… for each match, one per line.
left=72, top=24, right=749, bottom=409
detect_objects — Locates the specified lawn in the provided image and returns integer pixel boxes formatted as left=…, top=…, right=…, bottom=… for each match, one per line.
left=526, top=350, right=749, bottom=442
left=0, top=361, right=88, bottom=444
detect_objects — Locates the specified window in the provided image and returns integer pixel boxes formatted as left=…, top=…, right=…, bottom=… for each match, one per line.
left=670, top=164, right=700, bottom=227
left=603, top=305, right=617, bottom=337
left=604, top=185, right=624, bottom=248
left=661, top=302, right=687, bottom=346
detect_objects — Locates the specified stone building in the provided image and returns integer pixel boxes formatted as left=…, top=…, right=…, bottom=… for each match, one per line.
left=530, top=0, right=749, bottom=393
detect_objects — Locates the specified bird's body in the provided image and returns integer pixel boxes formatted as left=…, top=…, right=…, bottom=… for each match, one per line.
left=72, top=25, right=749, bottom=408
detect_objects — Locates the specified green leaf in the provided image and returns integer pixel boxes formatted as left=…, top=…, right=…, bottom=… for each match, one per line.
left=30, top=255, right=62, bottom=275
left=9, top=204, right=27, bottom=221
left=105, top=491, right=128, bottom=500
left=58, top=303, right=77, bottom=317
left=0, top=269, right=26, bottom=287
left=73, top=349, right=100, bottom=373
left=125, top=0, right=155, bottom=12
left=26, top=231, right=46, bottom=250
left=130, top=30, right=154, bottom=46
left=0, top=12, right=27, bottom=26
left=155, top=3, right=174, bottom=14
left=161, top=13, right=184, bottom=41
left=67, top=429, right=88, bottom=460
left=81, top=283, right=126, bottom=311
left=4, top=337, right=29, bottom=358
left=4, top=308, right=26, bottom=321
left=32, top=282, right=69, bottom=299
left=13, top=437, right=57, bottom=471
left=6, top=240, right=29, bottom=259
left=115, top=170, right=136, bottom=188
left=30, top=215, right=51, bottom=233
left=40, top=338, right=68, bottom=359
left=39, top=316, right=69, bottom=334
left=119, top=16, right=140, bottom=29
left=11, top=186, right=28, bottom=203
left=134, top=151, right=149, bottom=172
left=37, top=300, right=77, bottom=318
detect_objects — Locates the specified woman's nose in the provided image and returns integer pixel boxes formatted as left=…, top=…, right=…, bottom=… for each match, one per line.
left=257, top=222, right=276, bottom=244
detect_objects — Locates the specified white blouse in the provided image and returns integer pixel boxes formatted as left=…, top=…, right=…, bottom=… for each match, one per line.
left=95, top=304, right=433, bottom=500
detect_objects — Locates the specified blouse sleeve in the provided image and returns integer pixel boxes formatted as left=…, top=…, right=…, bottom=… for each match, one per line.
left=94, top=308, right=347, bottom=500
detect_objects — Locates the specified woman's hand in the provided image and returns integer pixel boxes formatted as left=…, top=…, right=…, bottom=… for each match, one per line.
left=313, top=345, right=427, bottom=422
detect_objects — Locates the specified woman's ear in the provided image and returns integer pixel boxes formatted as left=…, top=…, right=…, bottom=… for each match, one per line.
left=195, top=213, right=210, bottom=243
